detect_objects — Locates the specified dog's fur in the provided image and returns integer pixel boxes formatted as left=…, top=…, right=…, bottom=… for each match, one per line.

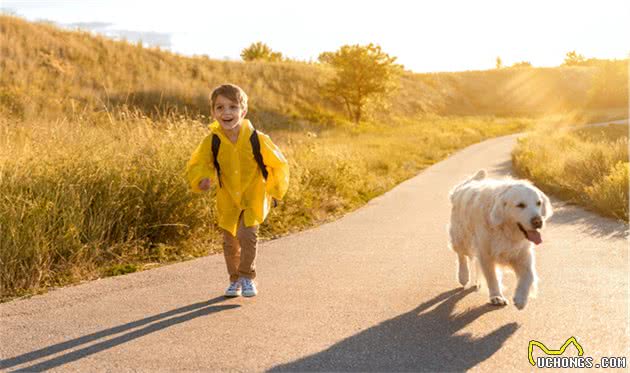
left=448, top=170, right=553, bottom=309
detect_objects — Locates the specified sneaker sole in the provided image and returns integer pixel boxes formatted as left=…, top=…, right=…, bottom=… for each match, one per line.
left=224, top=292, right=241, bottom=297
left=242, top=292, right=257, bottom=297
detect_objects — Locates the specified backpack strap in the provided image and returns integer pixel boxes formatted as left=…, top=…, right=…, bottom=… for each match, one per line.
left=211, top=134, right=223, bottom=188
left=250, top=129, right=277, bottom=207
left=250, top=129, right=268, bottom=180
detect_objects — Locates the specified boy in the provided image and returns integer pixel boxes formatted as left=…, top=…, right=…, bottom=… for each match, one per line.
left=186, top=84, right=289, bottom=297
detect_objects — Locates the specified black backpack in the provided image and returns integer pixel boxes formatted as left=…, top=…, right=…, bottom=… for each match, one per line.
left=211, top=130, right=276, bottom=206
left=211, top=129, right=277, bottom=207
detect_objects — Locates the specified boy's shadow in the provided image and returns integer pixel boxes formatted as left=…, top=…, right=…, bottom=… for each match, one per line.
left=270, top=287, right=518, bottom=372
left=2, top=296, right=238, bottom=372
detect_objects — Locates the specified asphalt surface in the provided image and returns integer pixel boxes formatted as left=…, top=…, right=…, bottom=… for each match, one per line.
left=1, top=132, right=628, bottom=372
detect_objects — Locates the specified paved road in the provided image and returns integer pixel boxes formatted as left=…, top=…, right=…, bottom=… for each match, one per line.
left=1, top=132, right=628, bottom=372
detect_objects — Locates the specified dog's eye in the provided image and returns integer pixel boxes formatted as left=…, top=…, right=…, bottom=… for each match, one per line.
left=536, top=200, right=542, bottom=206
left=516, top=203, right=526, bottom=209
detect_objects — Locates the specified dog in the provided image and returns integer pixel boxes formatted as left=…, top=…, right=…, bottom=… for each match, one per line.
left=447, top=170, right=553, bottom=309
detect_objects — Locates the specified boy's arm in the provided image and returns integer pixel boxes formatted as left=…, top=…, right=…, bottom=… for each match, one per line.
left=186, top=136, right=216, bottom=193
left=258, top=133, right=290, bottom=200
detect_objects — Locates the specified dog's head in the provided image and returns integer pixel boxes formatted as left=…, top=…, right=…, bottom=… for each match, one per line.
left=489, top=182, right=553, bottom=244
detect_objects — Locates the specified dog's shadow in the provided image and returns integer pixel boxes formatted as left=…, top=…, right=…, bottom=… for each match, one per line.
left=270, top=288, right=518, bottom=372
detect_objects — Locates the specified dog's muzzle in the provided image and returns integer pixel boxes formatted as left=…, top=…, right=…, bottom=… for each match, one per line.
left=518, top=222, right=543, bottom=245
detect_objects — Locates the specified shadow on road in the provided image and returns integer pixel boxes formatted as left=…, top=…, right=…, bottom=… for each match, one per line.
left=548, top=203, right=628, bottom=239
left=270, top=288, right=518, bottom=372
left=2, top=296, right=238, bottom=372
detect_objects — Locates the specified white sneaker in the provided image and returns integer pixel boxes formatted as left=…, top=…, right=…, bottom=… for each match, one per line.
left=224, top=281, right=241, bottom=297
left=240, top=278, right=258, bottom=297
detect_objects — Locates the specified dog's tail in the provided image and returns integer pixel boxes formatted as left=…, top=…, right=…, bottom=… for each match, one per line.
left=449, top=169, right=487, bottom=202
left=471, top=169, right=486, bottom=181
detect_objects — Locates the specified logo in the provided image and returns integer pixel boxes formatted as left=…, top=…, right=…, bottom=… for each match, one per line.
left=528, top=337, right=584, bottom=366
left=528, top=337, right=627, bottom=369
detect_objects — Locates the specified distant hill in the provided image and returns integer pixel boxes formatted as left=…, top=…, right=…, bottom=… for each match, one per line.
left=0, top=15, right=627, bottom=125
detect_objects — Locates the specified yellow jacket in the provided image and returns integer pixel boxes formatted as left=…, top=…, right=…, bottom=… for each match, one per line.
left=186, top=119, right=289, bottom=236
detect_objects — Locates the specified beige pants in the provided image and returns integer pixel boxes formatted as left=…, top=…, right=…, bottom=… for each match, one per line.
left=222, top=214, right=258, bottom=282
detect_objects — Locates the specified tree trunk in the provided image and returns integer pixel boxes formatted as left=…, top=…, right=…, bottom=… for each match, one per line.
left=342, top=97, right=353, bottom=122
left=354, top=106, right=362, bottom=124
left=354, top=89, right=363, bottom=124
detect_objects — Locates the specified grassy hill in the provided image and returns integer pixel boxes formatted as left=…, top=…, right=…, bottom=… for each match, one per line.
left=1, top=15, right=627, bottom=125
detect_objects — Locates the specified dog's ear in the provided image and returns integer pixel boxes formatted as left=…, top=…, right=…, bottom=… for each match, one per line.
left=540, top=191, right=553, bottom=219
left=490, top=190, right=508, bottom=227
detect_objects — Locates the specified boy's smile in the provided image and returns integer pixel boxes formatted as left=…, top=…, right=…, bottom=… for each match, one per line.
left=212, top=95, right=247, bottom=134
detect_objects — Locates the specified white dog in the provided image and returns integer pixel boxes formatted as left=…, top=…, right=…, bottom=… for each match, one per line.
left=448, top=170, right=553, bottom=309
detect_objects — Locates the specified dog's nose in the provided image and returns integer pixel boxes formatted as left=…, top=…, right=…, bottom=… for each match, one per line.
left=531, top=216, right=543, bottom=229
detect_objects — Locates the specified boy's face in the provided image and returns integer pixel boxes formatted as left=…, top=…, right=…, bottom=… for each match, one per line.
left=212, top=95, right=247, bottom=132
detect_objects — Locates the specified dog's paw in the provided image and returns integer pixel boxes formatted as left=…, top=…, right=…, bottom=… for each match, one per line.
left=513, top=295, right=528, bottom=310
left=489, top=295, right=508, bottom=306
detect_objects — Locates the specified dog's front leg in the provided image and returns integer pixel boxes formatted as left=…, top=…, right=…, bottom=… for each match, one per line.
left=457, top=253, right=470, bottom=286
left=479, top=253, right=507, bottom=306
left=512, top=253, right=536, bottom=310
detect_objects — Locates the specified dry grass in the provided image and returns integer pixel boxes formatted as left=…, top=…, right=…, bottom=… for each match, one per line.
left=0, top=113, right=532, bottom=300
left=512, top=123, right=629, bottom=221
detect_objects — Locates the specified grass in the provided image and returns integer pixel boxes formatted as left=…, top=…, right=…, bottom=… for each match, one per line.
left=0, top=113, right=533, bottom=300
left=512, top=122, right=629, bottom=221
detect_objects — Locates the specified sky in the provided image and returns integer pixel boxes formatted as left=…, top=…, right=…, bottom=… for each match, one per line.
left=2, top=0, right=629, bottom=73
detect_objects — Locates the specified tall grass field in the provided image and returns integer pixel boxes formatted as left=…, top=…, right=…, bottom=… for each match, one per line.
left=513, top=123, right=629, bottom=221
left=0, top=112, right=533, bottom=300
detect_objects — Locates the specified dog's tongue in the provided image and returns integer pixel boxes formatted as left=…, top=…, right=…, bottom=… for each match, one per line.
left=527, top=230, right=542, bottom=245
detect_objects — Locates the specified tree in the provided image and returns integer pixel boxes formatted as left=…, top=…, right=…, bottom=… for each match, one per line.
left=563, top=50, right=586, bottom=66
left=496, top=56, right=503, bottom=69
left=319, top=43, right=401, bottom=123
left=240, top=42, right=283, bottom=62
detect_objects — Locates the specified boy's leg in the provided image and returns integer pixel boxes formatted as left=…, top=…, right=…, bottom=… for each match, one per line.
left=236, top=215, right=259, bottom=280
left=222, top=229, right=241, bottom=283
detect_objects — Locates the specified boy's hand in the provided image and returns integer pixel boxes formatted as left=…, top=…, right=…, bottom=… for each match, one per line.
left=198, top=178, right=211, bottom=191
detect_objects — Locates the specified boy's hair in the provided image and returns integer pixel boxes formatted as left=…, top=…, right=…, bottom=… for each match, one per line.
left=210, top=84, right=248, bottom=112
